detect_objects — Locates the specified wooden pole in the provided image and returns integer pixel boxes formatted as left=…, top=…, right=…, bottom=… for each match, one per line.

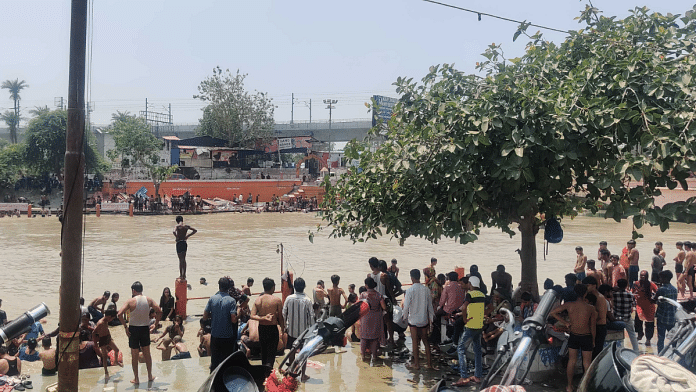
left=58, top=1, right=87, bottom=390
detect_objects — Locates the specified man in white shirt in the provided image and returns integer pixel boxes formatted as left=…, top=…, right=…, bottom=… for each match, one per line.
left=402, top=269, right=436, bottom=370
left=282, top=278, right=314, bottom=382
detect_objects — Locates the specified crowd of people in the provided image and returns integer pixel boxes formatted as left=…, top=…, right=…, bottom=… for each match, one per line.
left=1, top=238, right=692, bottom=389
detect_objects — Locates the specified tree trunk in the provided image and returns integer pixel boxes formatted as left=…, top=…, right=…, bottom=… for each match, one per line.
left=519, top=215, right=539, bottom=298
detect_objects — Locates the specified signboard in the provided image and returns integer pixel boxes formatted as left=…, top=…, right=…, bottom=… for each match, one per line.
left=0, top=203, right=29, bottom=211
left=100, top=203, right=130, bottom=212
left=372, top=95, right=398, bottom=127
left=278, top=138, right=293, bottom=150
left=265, top=137, right=313, bottom=153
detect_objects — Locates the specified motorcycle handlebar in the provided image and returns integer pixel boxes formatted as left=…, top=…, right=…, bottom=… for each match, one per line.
left=0, top=303, right=50, bottom=345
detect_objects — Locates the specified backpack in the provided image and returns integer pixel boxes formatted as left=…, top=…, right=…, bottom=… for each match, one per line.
left=544, top=217, right=563, bottom=243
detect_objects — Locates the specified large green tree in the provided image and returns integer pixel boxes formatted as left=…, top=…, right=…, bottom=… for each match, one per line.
left=194, top=67, right=275, bottom=148
left=1, top=79, right=28, bottom=144
left=319, top=6, right=696, bottom=293
left=107, top=114, right=161, bottom=169
left=23, top=109, right=105, bottom=175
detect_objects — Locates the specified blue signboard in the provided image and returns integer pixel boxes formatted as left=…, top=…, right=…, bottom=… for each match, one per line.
left=372, top=95, right=398, bottom=127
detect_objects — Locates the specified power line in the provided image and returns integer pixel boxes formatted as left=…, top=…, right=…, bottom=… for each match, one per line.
left=422, top=0, right=570, bottom=35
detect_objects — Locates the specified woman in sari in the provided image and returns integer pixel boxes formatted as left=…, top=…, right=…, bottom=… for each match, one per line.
left=632, top=270, right=657, bottom=346
left=359, top=277, right=386, bottom=362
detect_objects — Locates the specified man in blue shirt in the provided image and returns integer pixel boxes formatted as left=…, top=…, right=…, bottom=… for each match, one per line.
left=655, top=270, right=678, bottom=352
left=203, top=277, right=238, bottom=372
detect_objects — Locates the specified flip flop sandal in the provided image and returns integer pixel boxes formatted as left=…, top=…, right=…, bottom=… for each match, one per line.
left=21, top=382, right=31, bottom=390
left=13, top=384, right=25, bottom=391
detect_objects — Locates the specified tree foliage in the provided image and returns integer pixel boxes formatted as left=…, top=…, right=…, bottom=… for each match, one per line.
left=194, top=67, right=275, bottom=148
left=23, top=109, right=105, bottom=175
left=0, top=144, right=26, bottom=189
left=107, top=114, right=161, bottom=169
left=319, top=6, right=696, bottom=291
left=150, top=164, right=179, bottom=197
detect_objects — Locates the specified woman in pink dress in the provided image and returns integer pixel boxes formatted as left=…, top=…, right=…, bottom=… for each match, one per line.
left=359, top=277, right=386, bottom=362
left=632, top=270, right=657, bottom=346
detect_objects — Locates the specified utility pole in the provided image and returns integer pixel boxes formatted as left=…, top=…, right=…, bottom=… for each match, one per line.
left=291, top=93, right=294, bottom=124
left=59, top=0, right=87, bottom=390
left=54, top=97, right=65, bottom=110
left=145, top=98, right=148, bottom=122
left=323, top=99, right=337, bottom=176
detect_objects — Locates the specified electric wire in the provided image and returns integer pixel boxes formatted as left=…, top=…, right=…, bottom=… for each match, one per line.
left=422, top=0, right=570, bottom=34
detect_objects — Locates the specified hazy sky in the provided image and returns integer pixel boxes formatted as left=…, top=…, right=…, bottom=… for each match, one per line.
left=1, top=0, right=694, bottom=126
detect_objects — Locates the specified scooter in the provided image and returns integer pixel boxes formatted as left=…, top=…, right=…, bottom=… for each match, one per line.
left=198, top=300, right=368, bottom=392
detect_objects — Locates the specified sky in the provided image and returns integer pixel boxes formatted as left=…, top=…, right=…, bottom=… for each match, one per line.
left=1, top=0, right=695, bottom=127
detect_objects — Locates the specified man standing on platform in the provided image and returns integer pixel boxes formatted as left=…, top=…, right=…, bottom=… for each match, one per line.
left=453, top=276, right=485, bottom=387
left=118, top=281, right=161, bottom=385
left=627, top=240, right=640, bottom=289
left=251, top=278, right=284, bottom=367
left=203, top=277, right=238, bottom=372
left=173, top=215, right=197, bottom=280
left=282, top=278, right=314, bottom=382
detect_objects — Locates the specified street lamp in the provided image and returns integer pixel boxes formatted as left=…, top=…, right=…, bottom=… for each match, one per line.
left=323, top=99, right=337, bottom=176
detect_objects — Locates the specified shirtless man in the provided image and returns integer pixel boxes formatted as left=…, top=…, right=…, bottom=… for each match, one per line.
left=388, top=258, right=400, bottom=278
left=599, top=249, right=613, bottom=284
left=93, top=309, right=123, bottom=379
left=627, top=240, right=640, bottom=289
left=674, top=241, right=686, bottom=295
left=550, top=284, right=597, bottom=392
left=156, top=336, right=174, bottom=360
left=491, top=264, right=513, bottom=298
left=654, top=241, right=665, bottom=257
left=574, top=246, right=587, bottom=282
left=597, top=241, right=610, bottom=261
left=327, top=274, right=348, bottom=317
left=170, top=336, right=191, bottom=360
left=173, top=215, right=197, bottom=280
left=313, top=280, right=328, bottom=319
left=678, top=241, right=696, bottom=298
left=88, top=291, right=110, bottom=322
left=251, top=278, right=284, bottom=367
left=582, top=276, right=608, bottom=359
left=586, top=260, right=604, bottom=286
left=39, top=337, right=56, bottom=376
left=118, top=281, right=162, bottom=385
left=241, top=278, right=254, bottom=296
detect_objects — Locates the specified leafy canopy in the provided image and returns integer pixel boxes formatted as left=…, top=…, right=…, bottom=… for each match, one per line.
left=194, top=67, right=275, bottom=148
left=23, top=109, right=105, bottom=175
left=321, top=5, right=696, bottom=247
left=107, top=114, right=161, bottom=168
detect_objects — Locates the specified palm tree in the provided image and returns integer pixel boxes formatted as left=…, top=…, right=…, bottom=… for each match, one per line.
left=111, top=110, right=133, bottom=123
left=29, top=105, right=50, bottom=117
left=1, top=111, right=19, bottom=144
left=1, top=79, right=29, bottom=143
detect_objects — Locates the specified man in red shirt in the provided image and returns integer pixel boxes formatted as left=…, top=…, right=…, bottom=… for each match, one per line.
left=430, top=271, right=465, bottom=345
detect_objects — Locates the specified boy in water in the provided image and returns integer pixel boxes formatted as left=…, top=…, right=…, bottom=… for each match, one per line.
left=173, top=215, right=197, bottom=280
left=388, top=258, right=399, bottom=278
left=39, top=337, right=56, bottom=376
left=574, top=246, right=587, bottom=282
left=170, top=336, right=191, bottom=360
left=242, top=278, right=254, bottom=296
left=327, top=274, right=348, bottom=317
left=93, top=309, right=123, bottom=379
left=550, top=284, right=597, bottom=392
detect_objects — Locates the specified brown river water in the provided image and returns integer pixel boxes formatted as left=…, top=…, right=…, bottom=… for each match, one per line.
left=1, top=212, right=692, bottom=390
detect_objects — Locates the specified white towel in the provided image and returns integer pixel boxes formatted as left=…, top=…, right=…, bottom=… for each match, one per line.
left=630, top=354, right=696, bottom=392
